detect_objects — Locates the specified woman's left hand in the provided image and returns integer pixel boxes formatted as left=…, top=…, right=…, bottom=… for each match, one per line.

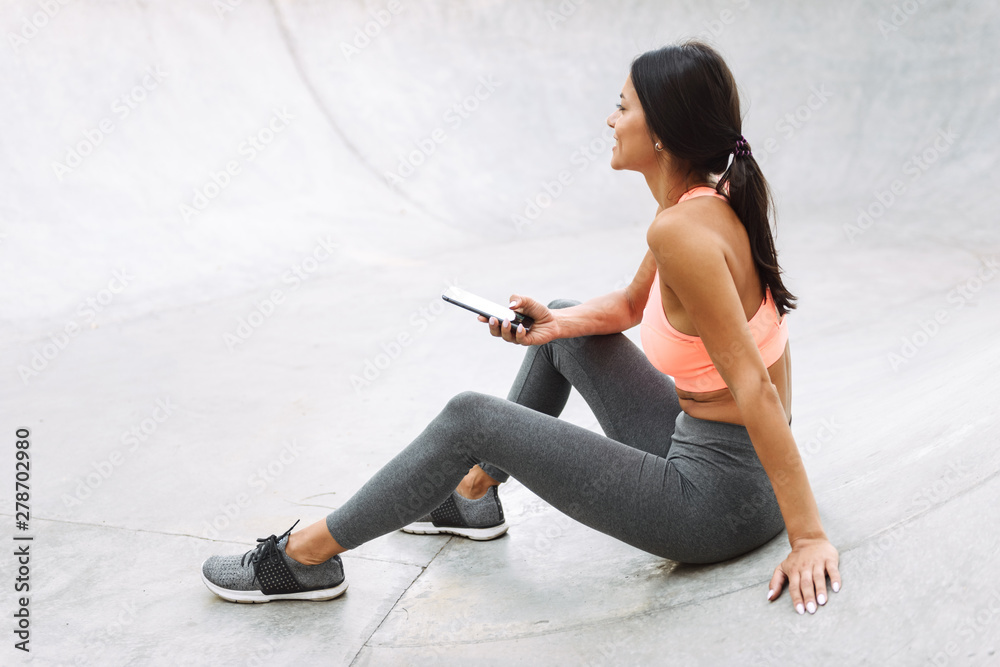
left=767, top=537, right=841, bottom=614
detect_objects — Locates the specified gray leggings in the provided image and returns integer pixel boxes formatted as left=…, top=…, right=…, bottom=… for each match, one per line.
left=326, top=299, right=785, bottom=564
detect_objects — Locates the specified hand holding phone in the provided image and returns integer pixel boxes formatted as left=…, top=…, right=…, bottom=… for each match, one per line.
left=442, top=286, right=534, bottom=330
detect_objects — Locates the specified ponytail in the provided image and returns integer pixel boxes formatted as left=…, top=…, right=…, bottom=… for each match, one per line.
left=718, top=143, right=797, bottom=316
left=631, top=41, right=798, bottom=316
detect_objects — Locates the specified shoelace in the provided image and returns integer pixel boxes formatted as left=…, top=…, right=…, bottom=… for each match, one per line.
left=240, top=520, right=300, bottom=586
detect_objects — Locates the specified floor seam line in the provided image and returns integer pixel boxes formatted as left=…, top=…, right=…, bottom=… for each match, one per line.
left=348, top=537, right=453, bottom=666
left=0, top=514, right=427, bottom=568
left=357, top=470, right=1000, bottom=649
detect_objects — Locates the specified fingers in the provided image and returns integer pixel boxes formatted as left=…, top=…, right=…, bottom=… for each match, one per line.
left=485, top=316, right=501, bottom=337
left=814, top=564, right=828, bottom=607
left=479, top=294, right=533, bottom=345
left=507, top=297, right=532, bottom=344
left=486, top=316, right=524, bottom=344
left=799, top=569, right=817, bottom=615
left=500, top=317, right=516, bottom=342
left=767, top=566, right=786, bottom=602
left=510, top=295, right=546, bottom=322
left=770, top=545, right=840, bottom=614
left=827, top=558, right=842, bottom=594
left=508, top=295, right=526, bottom=312
left=514, top=321, right=528, bottom=344
left=787, top=570, right=805, bottom=615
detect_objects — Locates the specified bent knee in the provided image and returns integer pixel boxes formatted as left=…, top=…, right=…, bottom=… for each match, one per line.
left=547, top=297, right=582, bottom=310
left=441, top=391, right=509, bottom=450
left=444, top=390, right=501, bottom=419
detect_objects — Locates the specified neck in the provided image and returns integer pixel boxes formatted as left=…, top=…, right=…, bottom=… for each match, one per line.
left=644, top=168, right=714, bottom=212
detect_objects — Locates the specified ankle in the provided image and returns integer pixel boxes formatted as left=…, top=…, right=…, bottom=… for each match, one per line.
left=456, top=478, right=497, bottom=500
left=284, top=532, right=327, bottom=566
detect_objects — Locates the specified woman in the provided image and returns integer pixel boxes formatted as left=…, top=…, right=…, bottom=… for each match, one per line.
left=202, top=41, right=841, bottom=616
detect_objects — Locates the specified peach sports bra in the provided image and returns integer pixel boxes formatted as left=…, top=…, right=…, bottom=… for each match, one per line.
left=639, top=186, right=789, bottom=393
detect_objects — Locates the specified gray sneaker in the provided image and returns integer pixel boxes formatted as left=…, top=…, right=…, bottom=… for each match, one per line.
left=201, top=521, right=348, bottom=603
left=401, top=486, right=508, bottom=540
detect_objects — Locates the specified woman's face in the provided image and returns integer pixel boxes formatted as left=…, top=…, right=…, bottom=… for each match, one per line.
left=607, top=73, right=659, bottom=172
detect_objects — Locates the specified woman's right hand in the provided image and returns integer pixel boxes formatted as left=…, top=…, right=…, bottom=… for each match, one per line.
left=478, top=294, right=561, bottom=346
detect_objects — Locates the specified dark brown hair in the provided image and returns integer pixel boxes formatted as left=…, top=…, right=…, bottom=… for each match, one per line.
left=630, top=41, right=797, bottom=316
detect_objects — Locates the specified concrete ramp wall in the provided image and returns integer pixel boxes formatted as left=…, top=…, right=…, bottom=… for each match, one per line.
left=1, top=1, right=998, bottom=665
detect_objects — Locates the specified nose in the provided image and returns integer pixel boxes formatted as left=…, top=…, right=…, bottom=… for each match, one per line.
left=606, top=110, right=618, bottom=129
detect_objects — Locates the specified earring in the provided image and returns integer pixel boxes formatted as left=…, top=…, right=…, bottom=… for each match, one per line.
left=654, top=142, right=663, bottom=152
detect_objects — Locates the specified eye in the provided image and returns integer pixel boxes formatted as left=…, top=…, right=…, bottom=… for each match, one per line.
left=615, top=103, right=624, bottom=111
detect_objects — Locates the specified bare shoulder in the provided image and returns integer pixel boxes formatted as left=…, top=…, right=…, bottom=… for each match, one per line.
left=646, top=200, right=727, bottom=270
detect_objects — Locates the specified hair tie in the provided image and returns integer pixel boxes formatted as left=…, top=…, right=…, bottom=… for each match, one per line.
left=732, top=135, right=751, bottom=158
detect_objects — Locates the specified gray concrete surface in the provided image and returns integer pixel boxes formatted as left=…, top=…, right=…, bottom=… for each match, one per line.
left=1, top=0, right=999, bottom=665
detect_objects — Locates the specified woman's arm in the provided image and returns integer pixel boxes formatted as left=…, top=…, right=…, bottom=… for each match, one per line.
left=647, top=210, right=840, bottom=614
left=553, top=249, right=658, bottom=337
left=483, top=249, right=658, bottom=344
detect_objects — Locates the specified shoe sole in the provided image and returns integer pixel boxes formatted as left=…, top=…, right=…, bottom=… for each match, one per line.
left=201, top=571, right=349, bottom=604
left=400, top=521, right=508, bottom=541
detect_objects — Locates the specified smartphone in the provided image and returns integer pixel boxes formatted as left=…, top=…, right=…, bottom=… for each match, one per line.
left=442, top=285, right=534, bottom=330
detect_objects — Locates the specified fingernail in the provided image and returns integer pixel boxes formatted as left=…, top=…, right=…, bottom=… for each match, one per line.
left=832, top=582, right=840, bottom=593
left=509, top=300, right=517, bottom=308
left=490, top=317, right=497, bottom=325
left=517, top=324, right=525, bottom=333
left=767, top=589, right=773, bottom=600
left=795, top=603, right=804, bottom=615
left=806, top=601, right=816, bottom=614
left=817, top=593, right=827, bottom=605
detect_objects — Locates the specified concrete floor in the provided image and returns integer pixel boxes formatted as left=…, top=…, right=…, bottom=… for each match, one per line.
left=2, top=0, right=999, bottom=665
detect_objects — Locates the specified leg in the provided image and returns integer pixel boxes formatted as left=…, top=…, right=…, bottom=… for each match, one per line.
left=291, top=299, right=684, bottom=561
left=478, top=297, right=682, bottom=485
left=318, top=391, right=783, bottom=564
